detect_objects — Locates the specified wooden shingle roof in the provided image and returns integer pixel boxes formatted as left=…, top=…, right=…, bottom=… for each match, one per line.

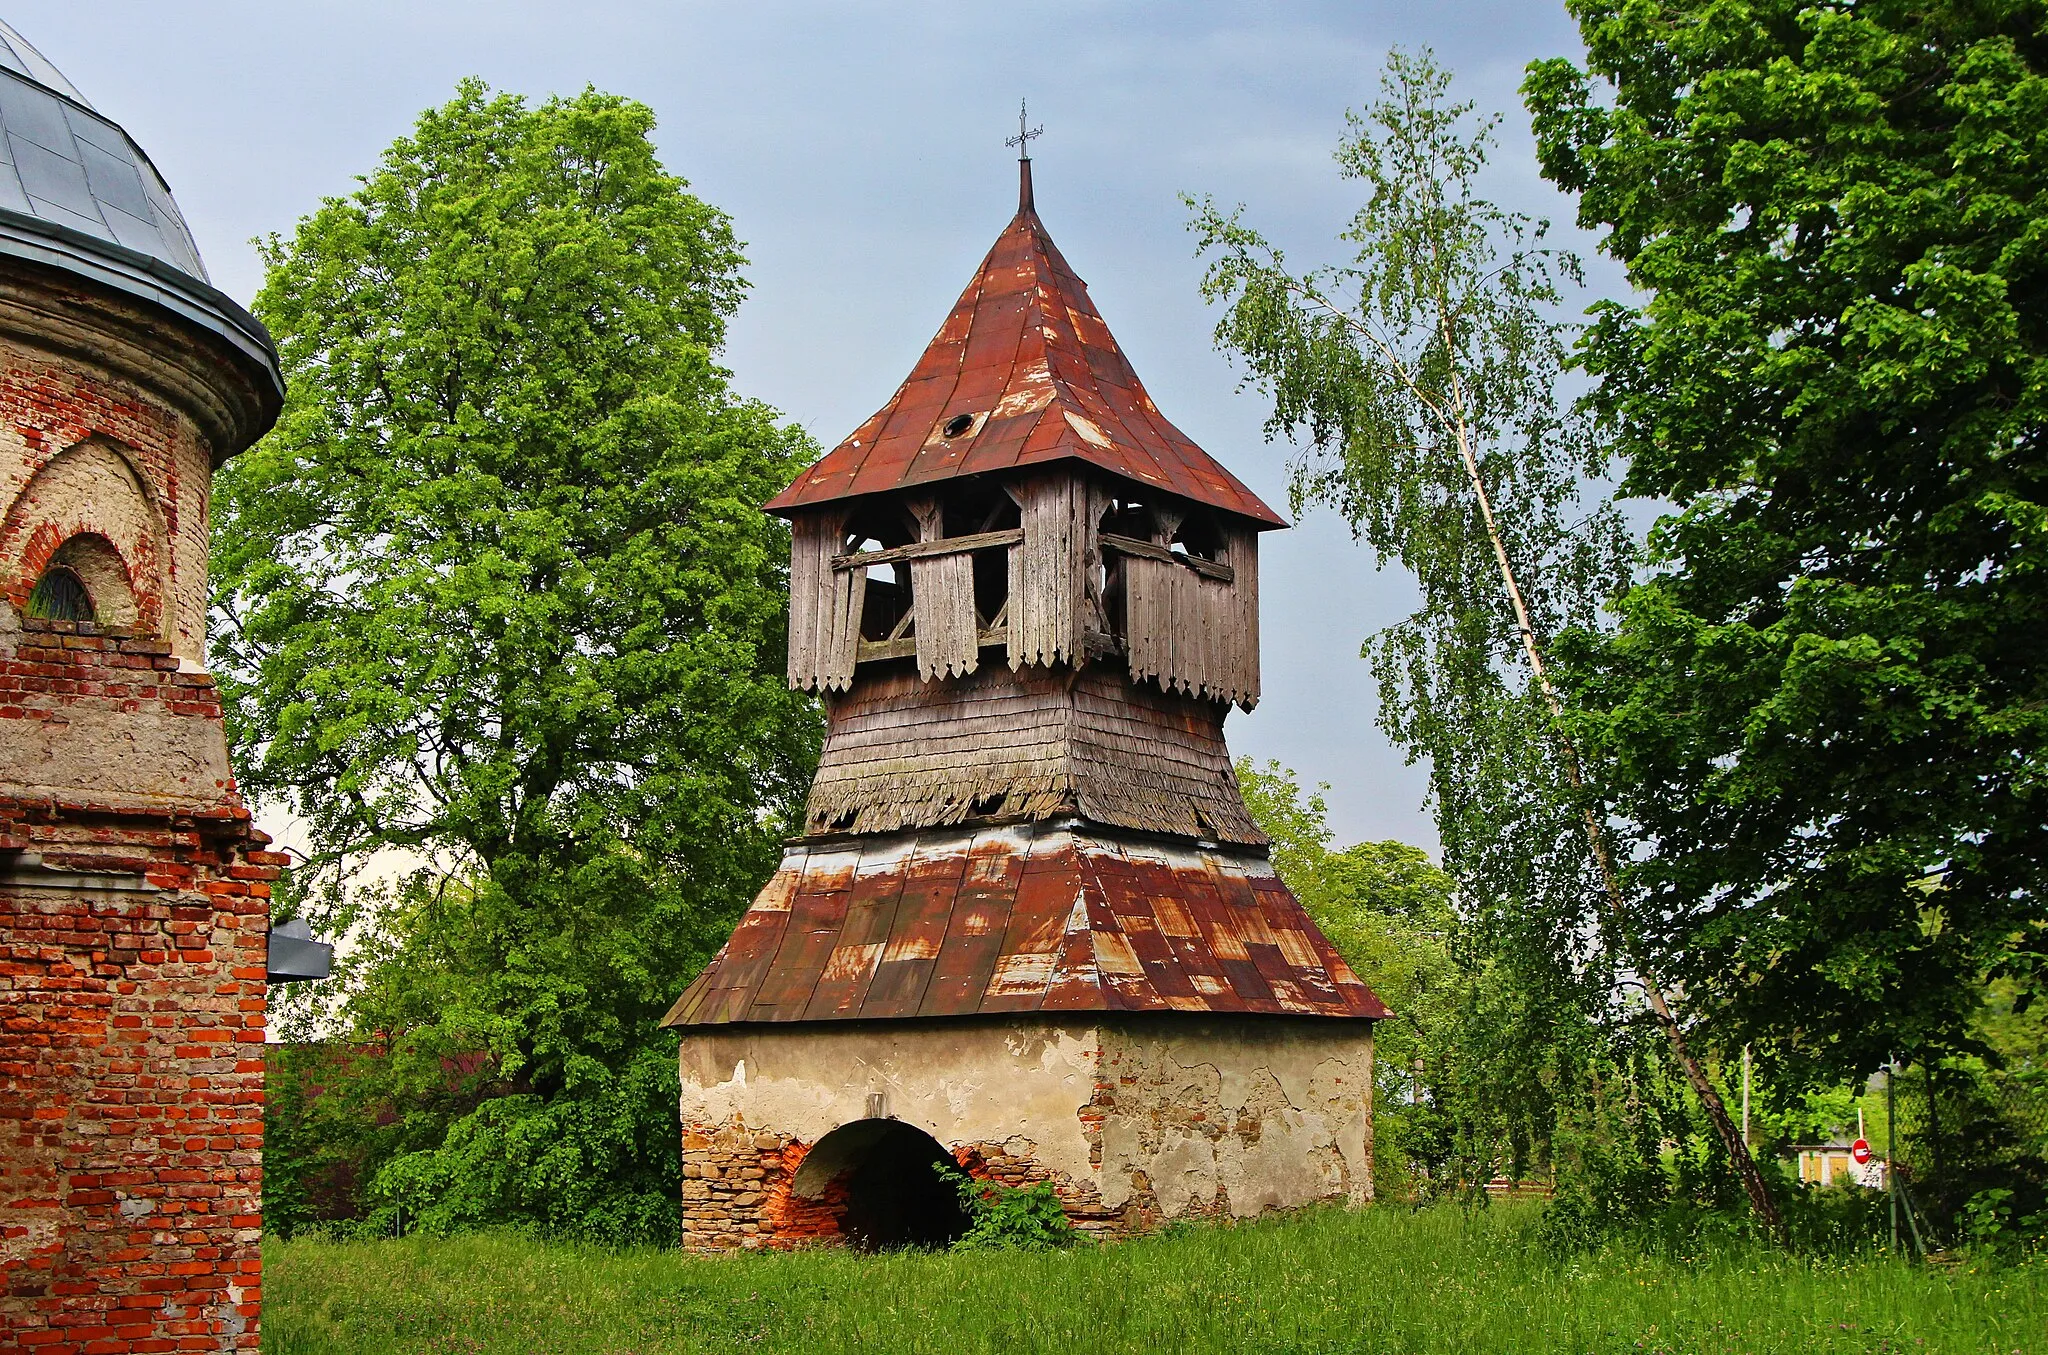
left=763, top=163, right=1286, bottom=528
left=661, top=823, right=1387, bottom=1026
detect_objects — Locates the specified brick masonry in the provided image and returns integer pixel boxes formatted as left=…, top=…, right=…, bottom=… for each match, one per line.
left=0, top=340, right=213, bottom=663
left=0, top=263, right=279, bottom=1351
left=679, top=1121, right=1117, bottom=1252
left=0, top=792, right=276, bottom=1352
left=676, top=1017, right=1373, bottom=1252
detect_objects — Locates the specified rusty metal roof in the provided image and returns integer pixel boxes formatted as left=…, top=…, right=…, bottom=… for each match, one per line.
left=662, top=822, right=1387, bottom=1026
left=763, top=162, right=1286, bottom=528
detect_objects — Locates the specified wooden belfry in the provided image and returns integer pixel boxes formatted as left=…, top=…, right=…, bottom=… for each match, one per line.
left=664, top=153, right=1385, bottom=1251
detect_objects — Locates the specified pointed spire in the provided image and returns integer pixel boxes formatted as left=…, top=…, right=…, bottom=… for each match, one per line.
left=765, top=147, right=1284, bottom=528
left=1007, top=98, right=1042, bottom=216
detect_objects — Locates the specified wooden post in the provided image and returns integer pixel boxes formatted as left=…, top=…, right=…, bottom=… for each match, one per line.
left=1741, top=1044, right=1751, bottom=1145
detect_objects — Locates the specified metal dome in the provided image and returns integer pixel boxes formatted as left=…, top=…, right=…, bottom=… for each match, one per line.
left=0, top=19, right=277, bottom=396
left=0, top=19, right=86, bottom=107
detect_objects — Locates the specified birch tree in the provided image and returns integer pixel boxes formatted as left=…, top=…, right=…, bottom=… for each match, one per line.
left=1188, top=48, right=1783, bottom=1231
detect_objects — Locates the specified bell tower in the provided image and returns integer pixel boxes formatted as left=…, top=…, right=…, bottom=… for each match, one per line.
left=665, top=155, right=1384, bottom=1252
left=776, top=151, right=1277, bottom=844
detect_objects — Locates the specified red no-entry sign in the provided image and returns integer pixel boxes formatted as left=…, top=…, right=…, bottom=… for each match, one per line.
left=1852, top=1138, right=1873, bottom=1164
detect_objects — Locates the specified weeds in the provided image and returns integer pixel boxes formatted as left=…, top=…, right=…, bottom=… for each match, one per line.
left=264, top=1202, right=2045, bottom=1355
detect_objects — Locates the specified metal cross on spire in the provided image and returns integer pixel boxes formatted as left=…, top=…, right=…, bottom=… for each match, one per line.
left=1006, top=99, right=1043, bottom=160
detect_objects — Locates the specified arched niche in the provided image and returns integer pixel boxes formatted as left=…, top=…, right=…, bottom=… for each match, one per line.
left=26, top=533, right=138, bottom=626
left=1, top=437, right=167, bottom=633
left=788, top=1118, right=970, bottom=1250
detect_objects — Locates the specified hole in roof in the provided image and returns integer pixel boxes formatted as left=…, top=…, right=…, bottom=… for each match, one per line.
left=942, top=414, right=975, bottom=439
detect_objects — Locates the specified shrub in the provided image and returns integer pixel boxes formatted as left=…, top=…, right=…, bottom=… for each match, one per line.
left=938, top=1165, right=1077, bottom=1252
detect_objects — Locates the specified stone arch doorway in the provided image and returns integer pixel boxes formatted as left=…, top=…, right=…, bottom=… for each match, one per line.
left=789, top=1119, right=970, bottom=1250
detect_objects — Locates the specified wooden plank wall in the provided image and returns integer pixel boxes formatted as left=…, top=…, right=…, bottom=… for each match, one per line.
left=907, top=497, right=980, bottom=679
left=787, top=506, right=863, bottom=692
left=789, top=476, right=1260, bottom=702
left=1009, top=473, right=1093, bottom=669
left=804, top=664, right=1266, bottom=844
left=805, top=666, right=1073, bottom=836
left=1225, top=522, right=1260, bottom=702
left=1122, top=521, right=1260, bottom=709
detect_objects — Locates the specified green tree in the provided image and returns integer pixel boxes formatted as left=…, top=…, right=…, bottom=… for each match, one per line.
left=1525, top=2, right=2046, bottom=1119
left=1192, top=51, right=1780, bottom=1226
left=1237, top=761, right=1604, bottom=1204
left=1235, top=761, right=1465, bottom=1196
left=216, top=81, right=821, bottom=1242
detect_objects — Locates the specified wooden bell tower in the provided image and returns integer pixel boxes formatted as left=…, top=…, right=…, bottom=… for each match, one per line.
left=775, top=154, right=1279, bottom=844
left=664, top=156, right=1385, bottom=1251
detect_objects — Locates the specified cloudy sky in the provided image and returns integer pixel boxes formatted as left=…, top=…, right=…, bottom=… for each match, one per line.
left=9, top=0, right=1616, bottom=850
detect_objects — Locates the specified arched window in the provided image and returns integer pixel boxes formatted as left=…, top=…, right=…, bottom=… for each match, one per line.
left=22, top=534, right=136, bottom=627
left=26, top=564, right=93, bottom=621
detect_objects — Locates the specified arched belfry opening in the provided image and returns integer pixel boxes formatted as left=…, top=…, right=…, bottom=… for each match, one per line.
left=670, top=151, right=1383, bottom=1253
left=788, top=1120, right=970, bottom=1251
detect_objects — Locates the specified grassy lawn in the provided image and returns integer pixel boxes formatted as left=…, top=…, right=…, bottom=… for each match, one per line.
left=263, top=1204, right=2043, bottom=1355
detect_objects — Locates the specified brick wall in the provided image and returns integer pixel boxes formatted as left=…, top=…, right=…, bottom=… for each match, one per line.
left=0, top=803, right=275, bottom=1353
left=0, top=233, right=280, bottom=1352
left=0, top=614, right=278, bottom=1353
left=0, top=622, right=272, bottom=1350
left=0, top=338, right=212, bottom=663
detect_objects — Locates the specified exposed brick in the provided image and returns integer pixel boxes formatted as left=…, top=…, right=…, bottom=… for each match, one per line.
left=2, top=237, right=275, bottom=1351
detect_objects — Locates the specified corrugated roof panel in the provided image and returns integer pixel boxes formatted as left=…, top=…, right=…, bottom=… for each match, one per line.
left=662, top=824, right=1389, bottom=1026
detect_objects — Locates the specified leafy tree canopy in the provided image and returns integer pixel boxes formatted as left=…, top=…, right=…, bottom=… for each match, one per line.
left=217, top=80, right=821, bottom=1242
left=1190, top=54, right=1789, bottom=1223
left=1187, top=51, right=1633, bottom=1046
left=1526, top=0, right=2048, bottom=1087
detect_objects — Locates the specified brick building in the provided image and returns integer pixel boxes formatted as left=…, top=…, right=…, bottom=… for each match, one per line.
left=663, top=155, right=1387, bottom=1250
left=0, top=22, right=284, bottom=1352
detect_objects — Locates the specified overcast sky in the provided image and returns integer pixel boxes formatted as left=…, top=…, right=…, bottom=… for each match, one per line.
left=9, top=1, right=1615, bottom=851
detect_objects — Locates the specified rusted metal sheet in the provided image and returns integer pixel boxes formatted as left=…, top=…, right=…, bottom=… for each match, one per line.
left=762, top=171, right=1286, bottom=529
left=662, top=823, right=1389, bottom=1026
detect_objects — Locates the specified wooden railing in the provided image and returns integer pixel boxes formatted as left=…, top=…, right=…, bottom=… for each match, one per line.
left=1099, top=532, right=1235, bottom=583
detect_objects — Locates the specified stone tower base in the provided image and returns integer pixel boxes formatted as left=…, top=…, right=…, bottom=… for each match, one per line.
left=677, top=1014, right=1373, bottom=1251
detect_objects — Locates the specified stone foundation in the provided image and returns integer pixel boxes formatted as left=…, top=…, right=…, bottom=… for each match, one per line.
left=677, top=1014, right=1372, bottom=1251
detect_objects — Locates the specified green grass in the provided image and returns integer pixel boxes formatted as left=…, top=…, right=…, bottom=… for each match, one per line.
left=263, top=1204, right=2043, bottom=1355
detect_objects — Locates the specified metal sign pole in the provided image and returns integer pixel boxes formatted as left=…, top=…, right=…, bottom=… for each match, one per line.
left=1887, top=1055, right=1899, bottom=1254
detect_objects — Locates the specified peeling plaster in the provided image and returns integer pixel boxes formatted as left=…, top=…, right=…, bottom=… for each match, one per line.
left=679, top=1014, right=1373, bottom=1242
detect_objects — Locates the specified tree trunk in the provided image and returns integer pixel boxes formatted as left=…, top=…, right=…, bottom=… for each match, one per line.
left=1444, top=397, right=1786, bottom=1239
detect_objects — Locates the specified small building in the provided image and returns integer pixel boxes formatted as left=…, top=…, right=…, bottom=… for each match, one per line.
left=1793, top=1143, right=1884, bottom=1190
left=0, top=22, right=285, bottom=1353
left=662, top=154, right=1387, bottom=1250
